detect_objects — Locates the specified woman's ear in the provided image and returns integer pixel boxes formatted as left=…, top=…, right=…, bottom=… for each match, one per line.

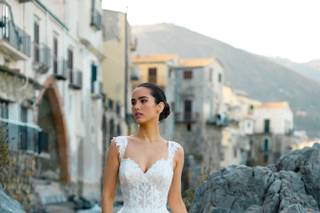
left=158, top=102, right=165, bottom=113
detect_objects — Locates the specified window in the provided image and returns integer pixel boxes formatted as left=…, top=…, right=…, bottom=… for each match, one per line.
left=0, top=100, right=9, bottom=119
left=91, top=63, right=97, bottom=93
left=264, top=138, right=269, bottom=152
left=20, top=106, right=28, bottom=150
left=117, top=124, right=121, bottom=136
left=209, top=68, right=213, bottom=82
left=186, top=123, right=192, bottom=131
left=183, top=70, right=192, bottom=79
left=67, top=48, right=73, bottom=80
left=33, top=21, right=40, bottom=63
left=53, top=37, right=58, bottom=74
left=109, top=119, right=114, bottom=141
left=264, top=119, right=270, bottom=134
left=184, top=100, right=192, bottom=121
left=148, top=68, right=157, bottom=83
left=20, top=106, right=28, bottom=122
left=264, top=138, right=269, bottom=162
left=218, top=73, right=222, bottom=83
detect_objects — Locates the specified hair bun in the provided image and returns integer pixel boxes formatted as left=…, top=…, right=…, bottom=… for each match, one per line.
left=160, top=102, right=170, bottom=121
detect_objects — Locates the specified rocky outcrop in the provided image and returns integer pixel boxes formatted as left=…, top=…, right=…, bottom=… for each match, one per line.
left=190, top=144, right=320, bottom=213
left=0, top=187, right=25, bottom=213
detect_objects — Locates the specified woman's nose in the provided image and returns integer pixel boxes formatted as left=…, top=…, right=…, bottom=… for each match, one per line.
left=133, top=102, right=141, bottom=110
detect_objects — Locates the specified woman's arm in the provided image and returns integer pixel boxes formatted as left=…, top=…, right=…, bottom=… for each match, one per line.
left=101, top=139, right=120, bottom=213
left=168, top=146, right=188, bottom=213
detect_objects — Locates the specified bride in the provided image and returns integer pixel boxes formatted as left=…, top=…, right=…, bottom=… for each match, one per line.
left=101, top=82, right=188, bottom=213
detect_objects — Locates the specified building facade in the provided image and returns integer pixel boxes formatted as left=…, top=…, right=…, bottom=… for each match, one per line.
left=171, top=57, right=225, bottom=188
left=0, top=0, right=105, bottom=209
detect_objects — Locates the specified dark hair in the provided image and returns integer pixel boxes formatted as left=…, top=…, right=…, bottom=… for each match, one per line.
left=136, top=82, right=170, bottom=121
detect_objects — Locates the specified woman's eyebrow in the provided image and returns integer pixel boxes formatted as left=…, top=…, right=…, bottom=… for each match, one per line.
left=138, top=96, right=148, bottom=99
left=131, top=96, right=148, bottom=101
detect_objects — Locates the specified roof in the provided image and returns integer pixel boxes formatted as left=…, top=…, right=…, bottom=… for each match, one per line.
left=177, top=58, right=215, bottom=68
left=131, top=54, right=178, bottom=63
left=257, top=102, right=290, bottom=110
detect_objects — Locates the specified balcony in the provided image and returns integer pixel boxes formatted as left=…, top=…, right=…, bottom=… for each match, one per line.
left=130, top=66, right=140, bottom=81
left=175, top=112, right=199, bottom=123
left=91, top=81, right=103, bottom=99
left=0, top=118, right=46, bottom=153
left=207, top=113, right=230, bottom=127
left=0, top=19, right=31, bottom=60
left=69, top=70, right=82, bottom=90
left=53, top=59, right=68, bottom=80
left=33, top=43, right=51, bottom=73
left=90, top=10, right=102, bottom=30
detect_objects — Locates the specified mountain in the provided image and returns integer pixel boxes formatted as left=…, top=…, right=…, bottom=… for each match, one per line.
left=270, top=57, right=320, bottom=83
left=306, top=59, right=320, bottom=69
left=132, top=23, right=320, bottom=138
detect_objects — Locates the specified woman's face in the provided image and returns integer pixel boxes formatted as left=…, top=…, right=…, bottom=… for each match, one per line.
left=131, top=87, right=163, bottom=124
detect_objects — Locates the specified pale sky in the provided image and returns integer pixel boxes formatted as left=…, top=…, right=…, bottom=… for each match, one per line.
left=102, top=0, right=320, bottom=63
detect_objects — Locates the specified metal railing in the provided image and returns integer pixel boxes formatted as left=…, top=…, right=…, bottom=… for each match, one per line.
left=53, top=59, right=68, bottom=80
left=91, top=81, right=103, bottom=98
left=0, top=118, right=47, bottom=153
left=206, top=113, right=230, bottom=127
left=69, top=70, right=83, bottom=89
left=90, top=10, right=102, bottom=30
left=33, top=43, right=51, bottom=73
left=0, top=19, right=31, bottom=57
left=175, top=112, right=199, bottom=123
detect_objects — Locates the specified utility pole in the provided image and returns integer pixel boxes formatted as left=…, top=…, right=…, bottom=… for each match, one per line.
left=124, top=7, right=130, bottom=128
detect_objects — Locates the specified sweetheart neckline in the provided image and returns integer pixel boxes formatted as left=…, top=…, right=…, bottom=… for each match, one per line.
left=122, top=158, right=171, bottom=175
left=122, top=136, right=171, bottom=174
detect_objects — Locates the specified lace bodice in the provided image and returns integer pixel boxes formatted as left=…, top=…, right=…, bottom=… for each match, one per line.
left=113, top=136, right=182, bottom=213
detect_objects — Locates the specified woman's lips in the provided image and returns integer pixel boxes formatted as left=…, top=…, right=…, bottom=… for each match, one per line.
left=134, top=112, right=143, bottom=118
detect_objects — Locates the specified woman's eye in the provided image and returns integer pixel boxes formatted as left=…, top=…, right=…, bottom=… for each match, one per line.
left=141, top=99, right=147, bottom=103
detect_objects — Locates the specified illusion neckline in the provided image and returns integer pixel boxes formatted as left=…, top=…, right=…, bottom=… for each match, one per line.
left=122, top=136, right=171, bottom=174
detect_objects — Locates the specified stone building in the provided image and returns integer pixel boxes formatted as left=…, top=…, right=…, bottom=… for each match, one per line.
left=131, top=54, right=178, bottom=139
left=170, top=57, right=225, bottom=188
left=0, top=0, right=105, bottom=210
left=248, top=102, right=294, bottom=165
left=101, top=9, right=137, bottom=145
left=220, top=86, right=261, bottom=168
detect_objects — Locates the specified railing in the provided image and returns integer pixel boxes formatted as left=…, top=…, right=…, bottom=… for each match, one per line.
left=0, top=118, right=47, bottom=153
left=0, top=19, right=31, bottom=59
left=33, top=43, right=51, bottom=73
left=69, top=70, right=83, bottom=89
left=130, top=67, right=140, bottom=81
left=90, top=10, right=102, bottom=30
left=91, top=81, right=103, bottom=98
left=175, top=112, right=199, bottom=123
left=206, top=113, right=230, bottom=127
left=53, top=59, right=68, bottom=80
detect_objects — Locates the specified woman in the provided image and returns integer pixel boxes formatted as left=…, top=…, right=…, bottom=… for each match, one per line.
left=102, top=82, right=188, bottom=213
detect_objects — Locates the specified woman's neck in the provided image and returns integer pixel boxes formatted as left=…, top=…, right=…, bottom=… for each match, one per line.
left=135, top=120, right=162, bottom=143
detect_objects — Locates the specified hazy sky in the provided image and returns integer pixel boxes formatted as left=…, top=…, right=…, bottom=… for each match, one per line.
left=102, top=0, right=320, bottom=63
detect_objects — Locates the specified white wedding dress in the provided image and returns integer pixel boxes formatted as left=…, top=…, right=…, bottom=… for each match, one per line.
left=113, top=136, right=182, bottom=213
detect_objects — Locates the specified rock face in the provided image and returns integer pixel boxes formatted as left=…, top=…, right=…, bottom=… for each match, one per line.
left=190, top=144, right=320, bottom=213
left=0, top=188, right=25, bottom=213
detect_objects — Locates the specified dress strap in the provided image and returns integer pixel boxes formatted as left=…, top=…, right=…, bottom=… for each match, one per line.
left=112, top=136, right=128, bottom=159
left=168, top=141, right=182, bottom=161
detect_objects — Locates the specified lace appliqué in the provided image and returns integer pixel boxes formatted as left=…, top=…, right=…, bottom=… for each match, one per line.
left=113, top=136, right=182, bottom=213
